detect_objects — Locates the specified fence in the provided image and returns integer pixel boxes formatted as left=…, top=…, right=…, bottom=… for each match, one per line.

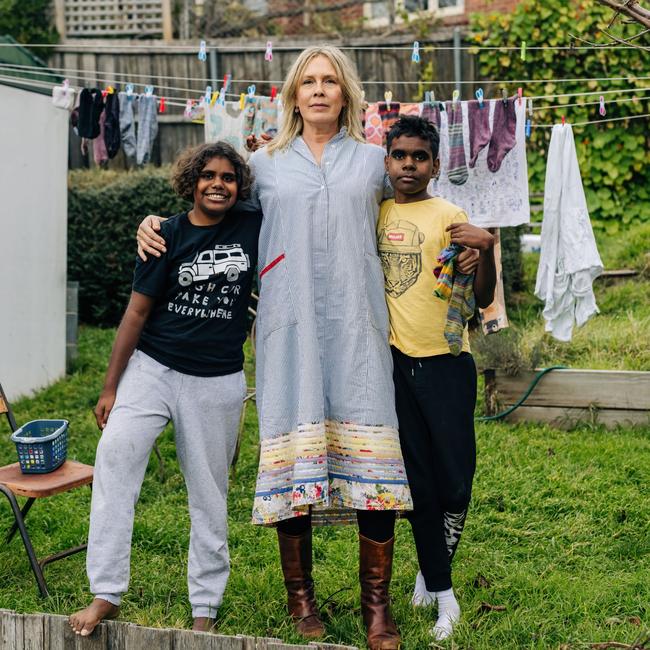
left=46, top=32, right=479, bottom=168
left=0, top=609, right=358, bottom=650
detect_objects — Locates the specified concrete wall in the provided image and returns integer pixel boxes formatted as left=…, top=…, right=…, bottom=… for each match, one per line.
left=0, top=84, right=69, bottom=401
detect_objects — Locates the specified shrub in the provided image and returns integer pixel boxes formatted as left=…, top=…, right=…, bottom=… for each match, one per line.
left=67, top=167, right=189, bottom=326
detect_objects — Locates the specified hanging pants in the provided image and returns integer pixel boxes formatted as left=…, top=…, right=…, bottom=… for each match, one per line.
left=87, top=349, right=246, bottom=617
left=391, top=347, right=477, bottom=592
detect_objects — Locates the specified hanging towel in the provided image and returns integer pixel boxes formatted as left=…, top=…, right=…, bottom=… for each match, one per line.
left=205, top=101, right=247, bottom=156
left=433, top=243, right=476, bottom=356
left=118, top=91, right=137, bottom=161
left=136, top=94, right=159, bottom=166
left=534, top=124, right=603, bottom=342
left=103, top=92, right=121, bottom=159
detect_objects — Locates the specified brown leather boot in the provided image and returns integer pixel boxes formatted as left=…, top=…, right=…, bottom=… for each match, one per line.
left=359, top=534, right=401, bottom=650
left=277, top=528, right=325, bottom=638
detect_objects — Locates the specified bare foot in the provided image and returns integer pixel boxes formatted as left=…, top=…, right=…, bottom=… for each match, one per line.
left=69, top=598, right=119, bottom=636
left=192, top=616, right=216, bottom=632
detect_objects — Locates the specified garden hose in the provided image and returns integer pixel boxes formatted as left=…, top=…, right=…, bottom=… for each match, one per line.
left=476, top=365, right=568, bottom=422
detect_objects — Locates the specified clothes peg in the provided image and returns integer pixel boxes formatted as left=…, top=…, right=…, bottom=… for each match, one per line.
left=599, top=95, right=606, bottom=116
left=561, top=114, right=566, bottom=126
left=501, top=88, right=508, bottom=104
left=270, top=86, right=278, bottom=102
left=520, top=40, right=527, bottom=62
left=384, top=90, right=392, bottom=110
left=218, top=87, right=226, bottom=105
left=62, top=79, right=70, bottom=89
left=210, top=90, right=218, bottom=107
left=528, top=98, right=533, bottom=116
left=424, top=91, right=431, bottom=104
left=517, top=87, right=523, bottom=106
left=198, top=41, right=207, bottom=61
left=525, top=118, right=531, bottom=138
left=475, top=88, right=484, bottom=108
left=184, top=99, right=193, bottom=118
left=105, top=85, right=115, bottom=95
left=158, top=96, right=166, bottom=113
left=101, top=89, right=108, bottom=99
left=239, top=93, right=246, bottom=110
left=452, top=89, right=460, bottom=112
left=265, top=41, right=273, bottom=62
left=247, top=84, right=256, bottom=98
left=126, top=83, right=134, bottom=98
left=411, top=41, right=420, bottom=63
left=144, top=85, right=154, bottom=97
left=205, top=85, right=212, bottom=104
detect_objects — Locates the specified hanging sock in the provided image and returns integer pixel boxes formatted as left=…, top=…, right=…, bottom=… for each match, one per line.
left=77, top=88, right=104, bottom=139
left=378, top=101, right=400, bottom=147
left=364, top=103, right=383, bottom=146
left=467, top=100, right=491, bottom=168
left=136, top=94, right=159, bottom=166
left=93, top=110, right=109, bottom=166
left=103, top=92, right=121, bottom=159
left=118, top=91, right=137, bottom=162
left=445, top=101, right=469, bottom=185
left=487, top=97, right=517, bottom=173
left=421, top=102, right=441, bottom=132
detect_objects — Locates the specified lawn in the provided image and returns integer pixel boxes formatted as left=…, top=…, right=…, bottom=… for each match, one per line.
left=0, top=224, right=648, bottom=649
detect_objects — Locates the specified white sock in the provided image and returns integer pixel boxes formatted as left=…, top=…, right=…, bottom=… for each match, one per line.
left=411, top=570, right=436, bottom=607
left=431, top=588, right=461, bottom=640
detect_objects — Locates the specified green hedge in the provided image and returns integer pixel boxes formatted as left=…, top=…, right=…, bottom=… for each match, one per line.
left=68, top=167, right=189, bottom=326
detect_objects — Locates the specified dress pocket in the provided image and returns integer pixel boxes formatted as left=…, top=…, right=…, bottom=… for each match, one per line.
left=364, top=252, right=390, bottom=335
left=258, top=252, right=299, bottom=337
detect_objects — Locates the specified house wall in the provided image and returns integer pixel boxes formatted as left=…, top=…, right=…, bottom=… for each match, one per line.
left=0, top=84, right=69, bottom=401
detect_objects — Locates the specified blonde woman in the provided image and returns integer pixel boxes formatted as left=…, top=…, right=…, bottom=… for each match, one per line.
left=138, top=46, right=411, bottom=650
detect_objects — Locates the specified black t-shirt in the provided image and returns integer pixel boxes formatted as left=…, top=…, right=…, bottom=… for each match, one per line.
left=133, top=208, right=262, bottom=376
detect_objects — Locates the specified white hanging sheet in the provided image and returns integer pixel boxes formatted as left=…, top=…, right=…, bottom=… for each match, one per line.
left=429, top=98, right=530, bottom=229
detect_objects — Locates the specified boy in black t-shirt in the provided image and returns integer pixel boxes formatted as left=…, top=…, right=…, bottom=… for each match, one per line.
left=70, top=143, right=262, bottom=637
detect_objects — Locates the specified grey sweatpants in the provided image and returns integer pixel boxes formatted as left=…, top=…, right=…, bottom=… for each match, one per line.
left=87, top=350, right=246, bottom=617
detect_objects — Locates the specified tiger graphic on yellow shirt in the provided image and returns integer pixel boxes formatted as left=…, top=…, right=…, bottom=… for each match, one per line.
left=377, top=220, right=425, bottom=298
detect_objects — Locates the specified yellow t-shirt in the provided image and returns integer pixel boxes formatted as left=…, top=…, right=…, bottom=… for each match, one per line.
left=377, top=197, right=471, bottom=357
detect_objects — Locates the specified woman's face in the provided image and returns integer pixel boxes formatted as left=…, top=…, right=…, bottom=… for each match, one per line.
left=295, top=55, right=346, bottom=130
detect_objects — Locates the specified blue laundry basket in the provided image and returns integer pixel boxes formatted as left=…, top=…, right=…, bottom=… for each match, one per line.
left=10, top=419, right=69, bottom=474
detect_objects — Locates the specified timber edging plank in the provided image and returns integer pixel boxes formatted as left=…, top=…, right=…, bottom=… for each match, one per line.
left=0, top=611, right=358, bottom=650
left=484, top=368, right=650, bottom=429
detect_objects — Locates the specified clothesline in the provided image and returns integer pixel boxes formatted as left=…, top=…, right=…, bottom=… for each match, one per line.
left=2, top=62, right=650, bottom=105
left=4, top=73, right=647, bottom=130
left=0, top=41, right=645, bottom=52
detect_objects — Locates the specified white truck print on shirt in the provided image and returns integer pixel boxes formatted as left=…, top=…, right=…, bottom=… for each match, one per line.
left=178, top=244, right=250, bottom=286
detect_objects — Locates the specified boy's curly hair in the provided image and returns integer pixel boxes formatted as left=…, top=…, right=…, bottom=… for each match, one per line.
left=171, top=142, right=252, bottom=202
left=386, top=115, right=440, bottom=159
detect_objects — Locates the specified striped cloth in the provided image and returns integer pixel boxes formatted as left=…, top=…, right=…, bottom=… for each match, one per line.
left=445, top=101, right=469, bottom=185
left=434, top=244, right=476, bottom=356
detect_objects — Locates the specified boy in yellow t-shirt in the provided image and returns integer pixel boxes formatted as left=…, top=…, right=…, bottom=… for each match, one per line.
left=378, top=115, right=496, bottom=641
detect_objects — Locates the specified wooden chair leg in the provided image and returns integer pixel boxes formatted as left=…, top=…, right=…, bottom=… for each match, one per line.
left=0, top=485, right=49, bottom=598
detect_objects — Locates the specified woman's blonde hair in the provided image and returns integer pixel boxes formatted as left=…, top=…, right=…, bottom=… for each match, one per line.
left=267, top=45, right=364, bottom=154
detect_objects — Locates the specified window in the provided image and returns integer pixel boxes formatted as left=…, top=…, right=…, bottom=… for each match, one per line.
left=364, top=0, right=464, bottom=25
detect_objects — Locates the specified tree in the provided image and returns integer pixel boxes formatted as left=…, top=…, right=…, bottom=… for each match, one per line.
left=0, top=0, right=59, bottom=46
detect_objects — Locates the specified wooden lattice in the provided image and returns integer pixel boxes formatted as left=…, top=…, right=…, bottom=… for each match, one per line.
left=59, top=0, right=172, bottom=38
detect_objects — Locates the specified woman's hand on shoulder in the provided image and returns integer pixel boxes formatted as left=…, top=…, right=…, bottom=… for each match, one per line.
left=137, top=215, right=167, bottom=261
left=245, top=132, right=273, bottom=152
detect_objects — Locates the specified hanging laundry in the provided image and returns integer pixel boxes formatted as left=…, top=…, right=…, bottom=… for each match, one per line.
left=364, top=103, right=383, bottom=146
left=378, top=101, right=400, bottom=146
left=103, top=92, right=121, bottom=159
left=534, top=124, right=603, bottom=342
left=431, top=98, right=530, bottom=228
left=399, top=103, right=421, bottom=117
left=93, top=110, right=109, bottom=166
left=421, top=102, right=441, bottom=132
left=204, top=101, right=247, bottom=156
left=445, top=100, right=469, bottom=185
left=52, top=83, right=75, bottom=111
left=468, top=100, right=491, bottom=168
left=253, top=97, right=281, bottom=138
left=136, top=94, right=159, bottom=166
left=77, top=88, right=104, bottom=139
left=242, top=96, right=258, bottom=138
left=487, top=97, right=517, bottom=173
left=118, top=91, right=137, bottom=162
left=478, top=229, right=509, bottom=334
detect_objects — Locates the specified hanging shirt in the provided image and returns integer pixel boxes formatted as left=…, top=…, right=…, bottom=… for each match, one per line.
left=535, top=124, right=603, bottom=341
left=377, top=197, right=471, bottom=357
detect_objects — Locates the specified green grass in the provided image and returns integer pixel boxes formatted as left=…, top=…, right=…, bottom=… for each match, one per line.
left=0, top=224, right=648, bottom=649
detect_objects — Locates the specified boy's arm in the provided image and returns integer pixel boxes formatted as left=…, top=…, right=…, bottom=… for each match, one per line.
left=94, top=291, right=155, bottom=430
left=447, top=223, right=497, bottom=309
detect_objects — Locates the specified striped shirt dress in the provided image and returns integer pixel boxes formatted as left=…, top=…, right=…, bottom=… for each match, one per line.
left=249, top=129, right=413, bottom=524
